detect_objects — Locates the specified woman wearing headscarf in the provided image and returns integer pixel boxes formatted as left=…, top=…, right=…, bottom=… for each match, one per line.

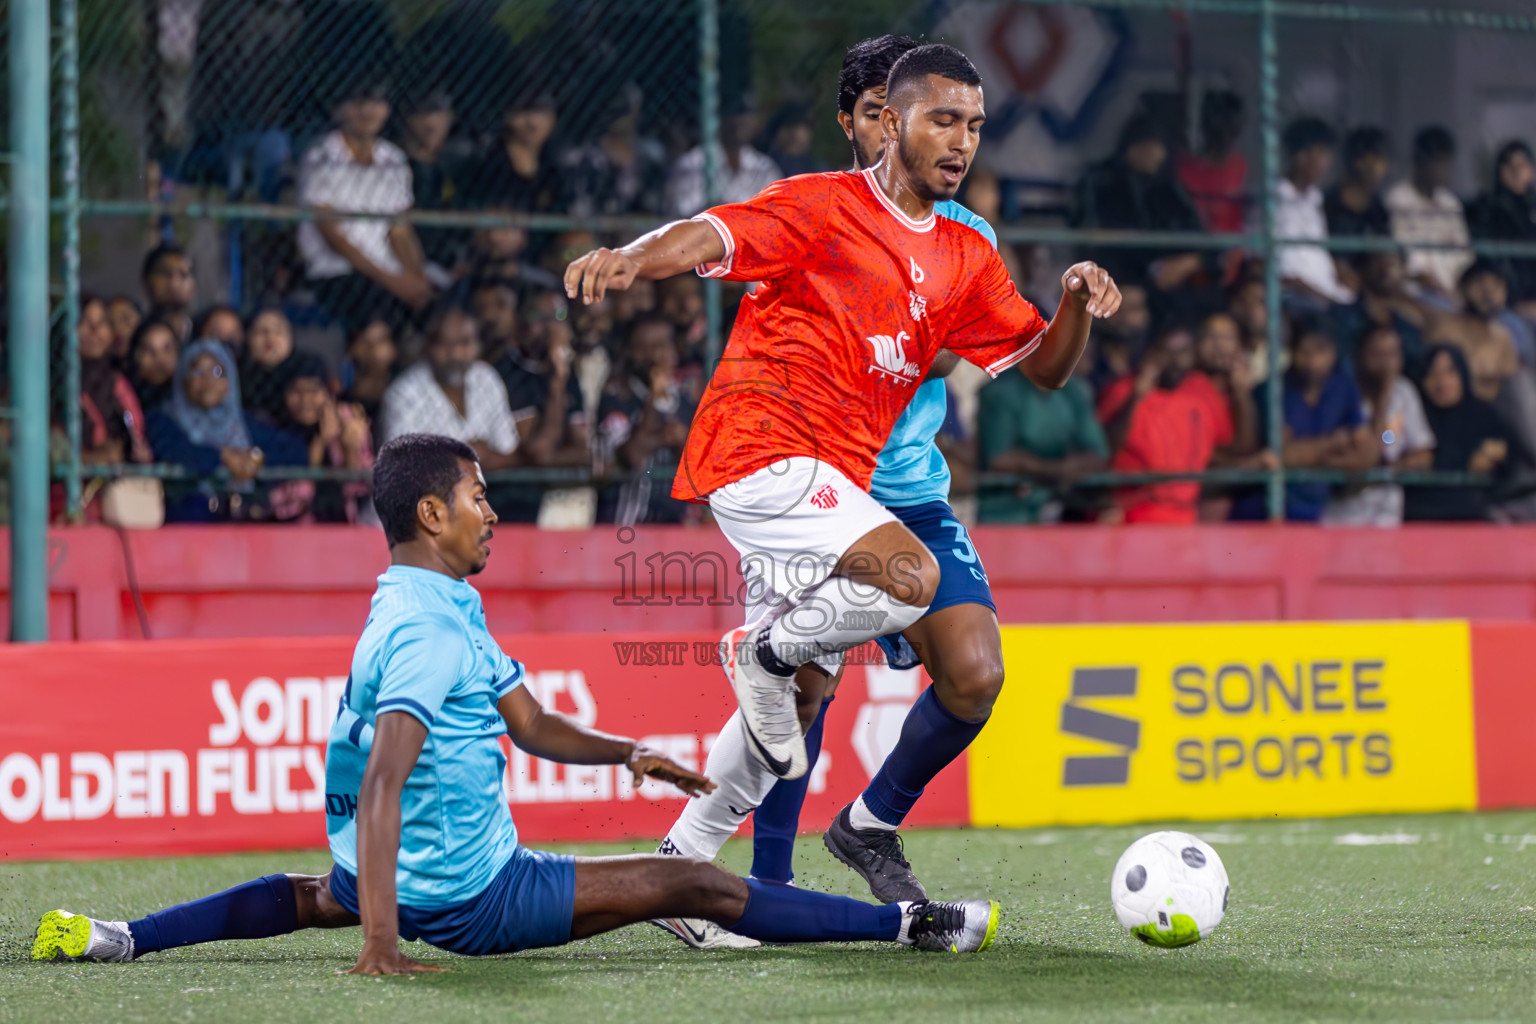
left=267, top=352, right=376, bottom=524
left=1405, top=345, right=1524, bottom=521
left=76, top=295, right=152, bottom=465
left=1466, top=140, right=1536, bottom=309
left=145, top=339, right=306, bottom=522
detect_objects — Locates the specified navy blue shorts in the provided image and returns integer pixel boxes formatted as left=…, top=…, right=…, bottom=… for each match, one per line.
left=329, top=845, right=576, bottom=957
left=877, top=500, right=996, bottom=669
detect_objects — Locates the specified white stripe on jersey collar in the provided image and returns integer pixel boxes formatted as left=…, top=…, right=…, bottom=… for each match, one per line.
left=860, top=167, right=936, bottom=233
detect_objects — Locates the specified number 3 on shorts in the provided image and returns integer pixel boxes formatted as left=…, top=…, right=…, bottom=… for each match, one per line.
left=942, top=519, right=988, bottom=583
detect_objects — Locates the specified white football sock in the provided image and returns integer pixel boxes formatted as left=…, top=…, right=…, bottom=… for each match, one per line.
left=767, top=580, right=928, bottom=669
left=661, top=710, right=781, bottom=861
left=848, top=794, right=897, bottom=831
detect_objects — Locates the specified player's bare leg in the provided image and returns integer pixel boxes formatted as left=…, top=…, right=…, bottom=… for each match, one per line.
left=570, top=854, right=997, bottom=951
left=825, top=603, right=1003, bottom=902
left=33, top=869, right=357, bottom=962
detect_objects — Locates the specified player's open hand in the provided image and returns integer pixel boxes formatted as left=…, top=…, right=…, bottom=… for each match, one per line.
left=627, top=743, right=716, bottom=798
left=344, top=941, right=447, bottom=976
left=564, top=247, right=641, bottom=306
left=1062, top=261, right=1122, bottom=319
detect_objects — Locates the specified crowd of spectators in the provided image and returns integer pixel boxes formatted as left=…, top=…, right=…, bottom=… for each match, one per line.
left=24, top=54, right=1536, bottom=529
left=980, top=97, right=1536, bottom=526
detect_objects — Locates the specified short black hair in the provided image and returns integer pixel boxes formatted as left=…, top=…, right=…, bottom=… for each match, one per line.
left=1343, top=126, right=1389, bottom=165
left=1201, top=91, right=1244, bottom=131
left=1413, top=125, right=1456, bottom=162
left=1290, top=313, right=1337, bottom=348
left=886, top=43, right=981, bottom=103
left=1460, top=257, right=1507, bottom=290
left=423, top=303, right=476, bottom=348
left=192, top=304, right=241, bottom=337
left=1282, top=117, right=1337, bottom=157
left=141, top=244, right=188, bottom=284
left=373, top=433, right=478, bottom=547
left=838, top=34, right=921, bottom=116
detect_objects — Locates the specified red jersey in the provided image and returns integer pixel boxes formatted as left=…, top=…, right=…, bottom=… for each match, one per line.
left=1097, top=371, right=1234, bottom=524
left=673, top=169, right=1047, bottom=502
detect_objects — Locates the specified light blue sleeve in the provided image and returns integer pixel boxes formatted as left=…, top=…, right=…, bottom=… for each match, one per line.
left=493, top=649, right=525, bottom=698
left=375, top=613, right=469, bottom=728
left=936, top=200, right=998, bottom=250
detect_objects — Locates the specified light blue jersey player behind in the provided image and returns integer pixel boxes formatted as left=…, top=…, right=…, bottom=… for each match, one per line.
left=32, top=429, right=999, bottom=970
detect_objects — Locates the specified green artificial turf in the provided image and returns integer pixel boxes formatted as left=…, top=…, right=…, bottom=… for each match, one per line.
left=3, top=812, right=1535, bottom=1023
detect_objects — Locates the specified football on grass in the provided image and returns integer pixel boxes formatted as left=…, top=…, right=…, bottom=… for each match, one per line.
left=1110, top=831, right=1228, bottom=948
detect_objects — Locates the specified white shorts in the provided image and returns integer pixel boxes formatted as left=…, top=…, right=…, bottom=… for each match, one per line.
left=709, top=457, right=898, bottom=672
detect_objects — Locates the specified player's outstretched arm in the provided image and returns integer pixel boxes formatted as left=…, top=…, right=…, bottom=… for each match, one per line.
left=563, top=219, right=725, bottom=306
left=498, top=686, right=716, bottom=797
left=1026, top=262, right=1122, bottom=391
left=347, top=711, right=446, bottom=977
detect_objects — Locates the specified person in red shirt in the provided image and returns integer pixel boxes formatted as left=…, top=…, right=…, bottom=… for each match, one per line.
left=1098, top=324, right=1233, bottom=524
left=565, top=45, right=1121, bottom=784
left=1174, top=91, right=1248, bottom=235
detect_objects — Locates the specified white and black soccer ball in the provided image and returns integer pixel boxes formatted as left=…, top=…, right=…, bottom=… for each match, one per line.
left=1110, top=831, right=1228, bottom=948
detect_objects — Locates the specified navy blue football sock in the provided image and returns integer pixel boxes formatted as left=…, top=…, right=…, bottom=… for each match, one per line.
left=860, top=687, right=985, bottom=827
left=128, top=874, right=299, bottom=957
left=728, top=877, right=903, bottom=943
left=751, top=697, right=833, bottom=883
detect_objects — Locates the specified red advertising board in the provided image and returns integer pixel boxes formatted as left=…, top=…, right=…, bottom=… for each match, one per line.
left=0, top=634, right=968, bottom=861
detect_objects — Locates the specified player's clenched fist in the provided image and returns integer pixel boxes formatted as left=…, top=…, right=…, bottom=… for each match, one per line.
left=564, top=247, right=642, bottom=306
left=1061, top=261, right=1122, bottom=319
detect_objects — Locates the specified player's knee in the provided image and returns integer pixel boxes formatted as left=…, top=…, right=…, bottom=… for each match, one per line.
left=290, top=871, right=358, bottom=930
left=935, top=650, right=1006, bottom=721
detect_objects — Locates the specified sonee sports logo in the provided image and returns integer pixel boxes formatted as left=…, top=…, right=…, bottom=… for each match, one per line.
left=1060, top=666, right=1141, bottom=786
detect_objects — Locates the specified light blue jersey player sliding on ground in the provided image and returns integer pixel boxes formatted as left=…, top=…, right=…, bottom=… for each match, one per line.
left=32, top=431, right=999, bottom=970
left=654, top=35, right=1019, bottom=949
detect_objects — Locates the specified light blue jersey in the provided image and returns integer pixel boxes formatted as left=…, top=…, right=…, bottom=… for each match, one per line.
left=869, top=200, right=999, bottom=508
left=326, top=565, right=525, bottom=909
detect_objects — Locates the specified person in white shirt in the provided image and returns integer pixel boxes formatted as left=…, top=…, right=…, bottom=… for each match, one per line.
left=1386, top=126, right=1474, bottom=301
left=1323, top=324, right=1435, bottom=526
left=667, top=98, right=783, bottom=216
left=298, top=79, right=435, bottom=333
left=1276, top=117, right=1355, bottom=307
left=380, top=307, right=519, bottom=472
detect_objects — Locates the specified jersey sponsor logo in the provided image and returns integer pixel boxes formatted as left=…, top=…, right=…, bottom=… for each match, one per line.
left=866, top=330, right=921, bottom=384
left=810, top=484, right=840, bottom=510
left=909, top=256, right=925, bottom=283
left=908, top=290, right=929, bottom=322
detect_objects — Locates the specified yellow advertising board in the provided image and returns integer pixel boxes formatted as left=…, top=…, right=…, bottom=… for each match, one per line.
left=970, top=622, right=1477, bottom=827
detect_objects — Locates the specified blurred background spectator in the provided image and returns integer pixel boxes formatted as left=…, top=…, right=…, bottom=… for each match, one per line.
left=1174, top=90, right=1247, bottom=236
left=1406, top=346, right=1520, bottom=522
left=1097, top=324, right=1233, bottom=524
left=146, top=340, right=306, bottom=522
left=1323, top=325, right=1436, bottom=527
left=298, top=77, right=432, bottom=334
left=1276, top=117, right=1353, bottom=309
left=380, top=307, right=519, bottom=473
left=669, top=95, right=781, bottom=216
left=597, top=314, right=695, bottom=525
left=1466, top=141, right=1536, bottom=318
left=127, top=319, right=181, bottom=414
left=1387, top=126, right=1474, bottom=303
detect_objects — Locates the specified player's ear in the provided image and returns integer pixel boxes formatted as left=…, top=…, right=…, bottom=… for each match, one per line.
left=415, top=494, right=448, bottom=538
left=879, top=104, right=901, bottom=143
left=837, top=110, right=854, bottom=142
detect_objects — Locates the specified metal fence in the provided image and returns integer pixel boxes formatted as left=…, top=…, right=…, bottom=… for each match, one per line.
left=9, top=0, right=1536, bottom=638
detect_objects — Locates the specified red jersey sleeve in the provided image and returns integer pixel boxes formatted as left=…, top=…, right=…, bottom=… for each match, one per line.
left=692, top=174, right=832, bottom=282
left=943, top=250, right=1049, bottom=377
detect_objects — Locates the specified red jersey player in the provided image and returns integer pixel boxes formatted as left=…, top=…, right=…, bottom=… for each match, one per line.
left=565, top=44, right=1121, bottom=783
